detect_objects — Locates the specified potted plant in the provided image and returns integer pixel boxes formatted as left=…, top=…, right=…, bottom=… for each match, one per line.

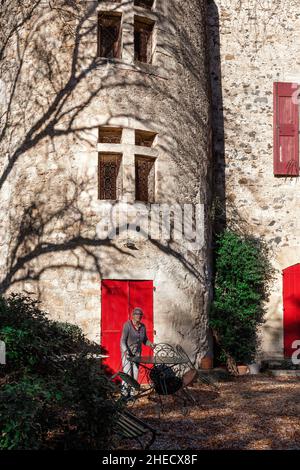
left=200, top=354, right=213, bottom=370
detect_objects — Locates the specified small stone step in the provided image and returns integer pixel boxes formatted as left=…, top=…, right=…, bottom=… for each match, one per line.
left=267, top=370, right=300, bottom=377
left=261, top=358, right=300, bottom=371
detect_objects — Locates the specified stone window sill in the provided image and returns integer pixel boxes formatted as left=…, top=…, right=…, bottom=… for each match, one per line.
left=95, top=57, right=168, bottom=79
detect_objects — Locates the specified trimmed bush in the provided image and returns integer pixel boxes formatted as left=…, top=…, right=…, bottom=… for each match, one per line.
left=0, top=294, right=120, bottom=450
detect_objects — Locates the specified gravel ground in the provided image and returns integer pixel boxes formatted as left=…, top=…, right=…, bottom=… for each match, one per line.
left=118, top=375, right=300, bottom=450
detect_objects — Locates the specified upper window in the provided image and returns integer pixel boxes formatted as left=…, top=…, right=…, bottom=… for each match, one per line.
left=134, top=0, right=154, bottom=9
left=98, top=13, right=122, bottom=59
left=99, top=127, right=122, bottom=144
left=135, top=129, right=156, bottom=147
left=134, top=16, right=154, bottom=64
left=273, top=82, right=299, bottom=176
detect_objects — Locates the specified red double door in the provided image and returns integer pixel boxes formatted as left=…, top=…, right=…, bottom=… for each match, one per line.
left=283, top=264, right=300, bottom=357
left=101, top=280, right=154, bottom=381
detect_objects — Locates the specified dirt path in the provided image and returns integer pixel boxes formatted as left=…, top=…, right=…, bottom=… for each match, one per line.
left=118, top=375, right=300, bottom=450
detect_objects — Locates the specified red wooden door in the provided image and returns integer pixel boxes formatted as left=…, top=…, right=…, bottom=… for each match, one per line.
left=283, top=265, right=300, bottom=357
left=101, top=280, right=154, bottom=381
left=101, top=280, right=129, bottom=376
left=129, top=281, right=154, bottom=382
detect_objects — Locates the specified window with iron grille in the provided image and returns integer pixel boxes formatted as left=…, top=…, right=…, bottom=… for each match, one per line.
left=98, top=153, right=122, bottom=200
left=135, top=156, right=155, bottom=202
left=99, top=127, right=122, bottom=144
left=135, top=129, right=156, bottom=147
left=134, top=0, right=154, bottom=9
left=98, top=13, right=122, bottom=59
left=134, top=17, right=154, bottom=64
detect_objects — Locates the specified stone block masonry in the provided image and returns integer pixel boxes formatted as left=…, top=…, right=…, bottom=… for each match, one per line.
left=208, top=0, right=300, bottom=358
left=0, top=1, right=212, bottom=365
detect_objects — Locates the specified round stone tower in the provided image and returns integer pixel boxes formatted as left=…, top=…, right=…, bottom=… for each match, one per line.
left=0, top=0, right=212, bottom=367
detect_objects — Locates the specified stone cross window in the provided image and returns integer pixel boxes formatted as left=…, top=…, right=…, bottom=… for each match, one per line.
left=98, top=127, right=157, bottom=202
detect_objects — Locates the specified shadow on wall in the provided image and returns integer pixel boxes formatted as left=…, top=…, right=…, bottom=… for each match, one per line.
left=259, top=293, right=282, bottom=357
left=206, top=1, right=285, bottom=358
left=0, top=0, right=211, bottom=299
left=206, top=0, right=226, bottom=235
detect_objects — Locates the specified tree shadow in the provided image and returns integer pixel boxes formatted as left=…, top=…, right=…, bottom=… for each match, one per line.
left=207, top=0, right=226, bottom=235
left=0, top=0, right=212, bottom=300
left=122, top=376, right=300, bottom=450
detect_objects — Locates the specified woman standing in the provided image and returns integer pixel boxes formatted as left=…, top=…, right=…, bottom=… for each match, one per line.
left=120, top=307, right=154, bottom=390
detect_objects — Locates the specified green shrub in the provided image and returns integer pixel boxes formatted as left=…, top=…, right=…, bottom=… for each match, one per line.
left=0, top=295, right=96, bottom=373
left=210, top=230, right=272, bottom=365
left=0, top=376, right=56, bottom=450
left=0, top=294, right=120, bottom=450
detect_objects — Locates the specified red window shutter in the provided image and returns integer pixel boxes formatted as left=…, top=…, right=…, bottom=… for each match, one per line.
left=274, top=82, right=299, bottom=176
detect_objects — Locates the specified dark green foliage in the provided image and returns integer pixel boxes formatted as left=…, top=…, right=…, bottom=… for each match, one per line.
left=210, top=230, right=273, bottom=364
left=0, top=294, right=120, bottom=450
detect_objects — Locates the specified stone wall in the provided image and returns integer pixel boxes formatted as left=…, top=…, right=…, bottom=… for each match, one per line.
left=0, top=1, right=212, bottom=364
left=208, top=0, right=300, bottom=358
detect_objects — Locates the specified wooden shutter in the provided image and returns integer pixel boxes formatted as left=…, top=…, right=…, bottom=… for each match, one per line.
left=274, top=82, right=299, bottom=176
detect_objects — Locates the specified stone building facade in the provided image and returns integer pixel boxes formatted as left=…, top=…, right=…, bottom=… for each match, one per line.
left=208, top=0, right=300, bottom=359
left=0, top=1, right=212, bottom=367
left=3, top=0, right=298, bottom=365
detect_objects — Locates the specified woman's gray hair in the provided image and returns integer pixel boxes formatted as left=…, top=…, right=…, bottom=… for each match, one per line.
left=132, top=307, right=143, bottom=316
